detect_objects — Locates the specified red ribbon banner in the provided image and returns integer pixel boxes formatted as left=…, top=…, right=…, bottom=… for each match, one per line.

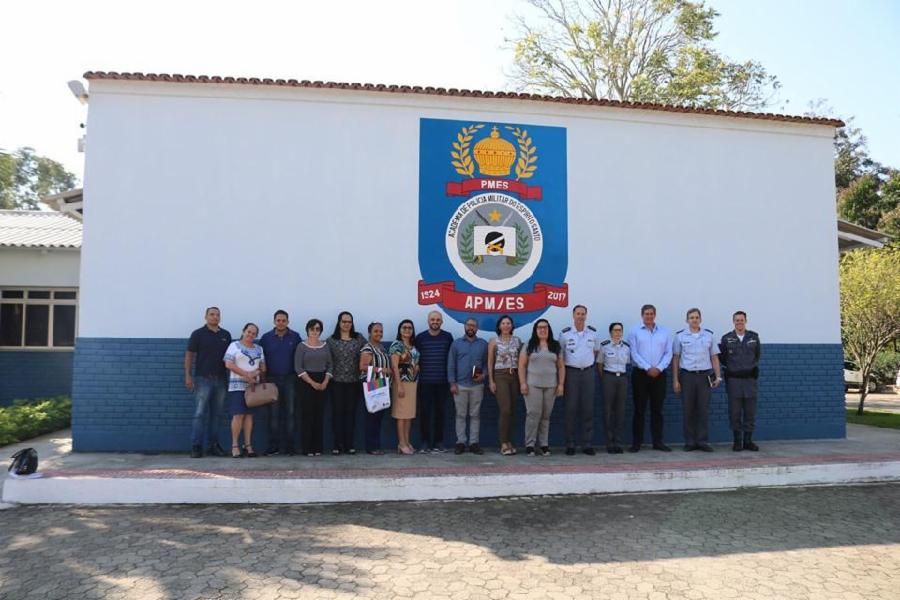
left=446, top=179, right=543, bottom=200
left=418, top=280, right=568, bottom=313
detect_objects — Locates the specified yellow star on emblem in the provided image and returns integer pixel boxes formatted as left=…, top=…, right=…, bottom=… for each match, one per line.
left=488, top=209, right=502, bottom=222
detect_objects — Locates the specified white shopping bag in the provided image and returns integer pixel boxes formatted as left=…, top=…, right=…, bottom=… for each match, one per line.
left=362, top=366, right=391, bottom=413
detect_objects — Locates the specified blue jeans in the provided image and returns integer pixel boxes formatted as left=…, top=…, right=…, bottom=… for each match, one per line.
left=191, top=375, right=227, bottom=447
left=267, top=374, right=297, bottom=452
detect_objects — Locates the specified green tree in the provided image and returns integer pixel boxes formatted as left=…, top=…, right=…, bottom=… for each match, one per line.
left=508, top=0, right=780, bottom=110
left=0, top=147, right=79, bottom=210
left=878, top=206, right=900, bottom=238
left=804, top=101, right=888, bottom=194
left=838, top=174, right=885, bottom=230
left=840, top=245, right=900, bottom=414
left=833, top=119, right=880, bottom=191
left=876, top=170, right=900, bottom=236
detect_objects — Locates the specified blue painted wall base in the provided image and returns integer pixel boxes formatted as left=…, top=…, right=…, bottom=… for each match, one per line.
left=1, top=350, right=74, bottom=405
left=71, top=338, right=845, bottom=453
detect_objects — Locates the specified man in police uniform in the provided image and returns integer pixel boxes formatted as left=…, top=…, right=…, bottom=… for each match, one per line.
left=672, top=308, right=721, bottom=452
left=719, top=311, right=761, bottom=451
left=559, top=305, right=602, bottom=455
left=597, top=322, right=630, bottom=454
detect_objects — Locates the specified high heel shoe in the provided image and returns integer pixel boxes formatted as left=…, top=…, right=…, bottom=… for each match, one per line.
left=231, top=445, right=242, bottom=458
left=244, top=445, right=258, bottom=458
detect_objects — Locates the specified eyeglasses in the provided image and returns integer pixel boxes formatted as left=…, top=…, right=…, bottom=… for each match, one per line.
left=401, top=326, right=413, bottom=330
left=309, top=326, right=322, bottom=332
left=340, top=320, right=352, bottom=325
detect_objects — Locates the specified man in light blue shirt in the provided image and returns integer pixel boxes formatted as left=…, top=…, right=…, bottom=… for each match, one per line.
left=673, top=308, right=721, bottom=452
left=447, top=318, right=488, bottom=455
left=626, top=304, right=673, bottom=452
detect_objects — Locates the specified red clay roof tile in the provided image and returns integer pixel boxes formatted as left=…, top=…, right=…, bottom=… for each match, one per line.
left=83, top=71, right=844, bottom=127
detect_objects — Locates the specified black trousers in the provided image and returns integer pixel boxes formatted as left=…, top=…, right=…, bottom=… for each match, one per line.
left=602, top=372, right=627, bottom=447
left=331, top=381, right=360, bottom=452
left=418, top=382, right=447, bottom=448
left=632, top=368, right=666, bottom=446
left=300, top=372, right=327, bottom=455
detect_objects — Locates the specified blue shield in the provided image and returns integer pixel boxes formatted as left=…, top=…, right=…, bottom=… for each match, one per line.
left=418, top=118, right=569, bottom=331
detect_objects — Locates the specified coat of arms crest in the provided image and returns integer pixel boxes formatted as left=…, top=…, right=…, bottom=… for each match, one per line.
left=418, top=118, right=568, bottom=330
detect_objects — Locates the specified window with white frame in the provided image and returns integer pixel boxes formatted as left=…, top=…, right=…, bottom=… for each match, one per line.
left=0, top=288, right=78, bottom=349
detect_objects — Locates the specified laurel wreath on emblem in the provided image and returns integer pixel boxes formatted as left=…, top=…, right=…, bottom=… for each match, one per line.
left=504, top=126, right=538, bottom=180
left=458, top=221, right=531, bottom=266
left=451, top=124, right=485, bottom=178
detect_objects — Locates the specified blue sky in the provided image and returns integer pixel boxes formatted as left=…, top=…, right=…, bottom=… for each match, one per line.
left=710, top=0, right=899, bottom=167
left=1, top=0, right=897, bottom=179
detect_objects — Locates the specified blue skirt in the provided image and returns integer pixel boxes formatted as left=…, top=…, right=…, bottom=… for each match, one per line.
left=227, top=390, right=256, bottom=417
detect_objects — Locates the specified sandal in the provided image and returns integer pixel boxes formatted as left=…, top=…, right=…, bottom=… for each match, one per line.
left=501, top=445, right=514, bottom=456
left=231, top=445, right=242, bottom=459
left=244, top=445, right=258, bottom=458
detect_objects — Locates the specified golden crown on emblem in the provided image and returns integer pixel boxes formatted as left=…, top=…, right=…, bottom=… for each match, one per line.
left=473, top=127, right=517, bottom=177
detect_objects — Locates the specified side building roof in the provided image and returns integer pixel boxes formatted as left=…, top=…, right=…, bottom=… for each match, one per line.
left=0, top=210, right=82, bottom=249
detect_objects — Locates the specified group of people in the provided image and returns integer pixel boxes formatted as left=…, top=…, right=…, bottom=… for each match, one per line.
left=184, top=303, right=761, bottom=459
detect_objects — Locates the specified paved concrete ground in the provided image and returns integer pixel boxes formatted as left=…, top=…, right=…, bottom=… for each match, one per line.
left=846, top=391, right=900, bottom=414
left=5, top=423, right=899, bottom=478
left=0, top=484, right=898, bottom=600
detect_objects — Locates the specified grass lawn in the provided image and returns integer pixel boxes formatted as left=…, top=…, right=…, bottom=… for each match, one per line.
left=846, top=409, right=900, bottom=430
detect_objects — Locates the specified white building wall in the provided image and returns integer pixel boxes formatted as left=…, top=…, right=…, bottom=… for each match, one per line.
left=0, top=248, right=80, bottom=287
left=80, top=81, right=839, bottom=343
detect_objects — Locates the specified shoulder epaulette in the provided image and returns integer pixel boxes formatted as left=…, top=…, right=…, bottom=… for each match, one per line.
left=600, top=339, right=610, bottom=346
left=622, top=340, right=630, bottom=347
left=587, top=325, right=597, bottom=332
left=704, top=328, right=713, bottom=334
left=676, top=328, right=685, bottom=334
left=561, top=327, right=571, bottom=333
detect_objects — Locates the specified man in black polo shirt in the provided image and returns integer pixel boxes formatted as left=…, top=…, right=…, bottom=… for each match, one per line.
left=184, top=307, right=232, bottom=458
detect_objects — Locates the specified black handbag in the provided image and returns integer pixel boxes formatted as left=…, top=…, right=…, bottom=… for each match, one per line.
left=8, top=448, right=38, bottom=475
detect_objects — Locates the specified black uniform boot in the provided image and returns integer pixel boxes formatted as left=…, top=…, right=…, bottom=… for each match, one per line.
left=743, top=432, right=759, bottom=452
left=732, top=431, right=743, bottom=452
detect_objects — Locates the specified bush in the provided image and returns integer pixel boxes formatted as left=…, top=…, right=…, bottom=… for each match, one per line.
left=872, top=351, right=900, bottom=390
left=0, top=396, right=71, bottom=447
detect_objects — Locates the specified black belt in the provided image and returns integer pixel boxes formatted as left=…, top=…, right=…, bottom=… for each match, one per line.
left=603, top=370, right=625, bottom=377
left=680, top=368, right=711, bottom=374
left=566, top=365, right=593, bottom=371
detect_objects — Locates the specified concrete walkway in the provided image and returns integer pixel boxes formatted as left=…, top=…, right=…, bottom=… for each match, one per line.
left=845, top=391, right=900, bottom=413
left=3, top=425, right=900, bottom=504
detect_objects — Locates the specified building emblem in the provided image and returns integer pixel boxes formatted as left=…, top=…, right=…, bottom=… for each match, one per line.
left=418, top=119, right=569, bottom=329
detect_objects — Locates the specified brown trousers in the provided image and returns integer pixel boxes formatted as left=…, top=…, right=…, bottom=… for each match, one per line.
left=493, top=369, right=518, bottom=445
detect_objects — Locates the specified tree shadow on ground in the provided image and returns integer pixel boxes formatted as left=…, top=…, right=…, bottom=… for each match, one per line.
left=0, top=484, right=898, bottom=599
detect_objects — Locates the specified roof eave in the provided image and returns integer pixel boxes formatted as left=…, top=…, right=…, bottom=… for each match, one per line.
left=83, top=71, right=845, bottom=128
